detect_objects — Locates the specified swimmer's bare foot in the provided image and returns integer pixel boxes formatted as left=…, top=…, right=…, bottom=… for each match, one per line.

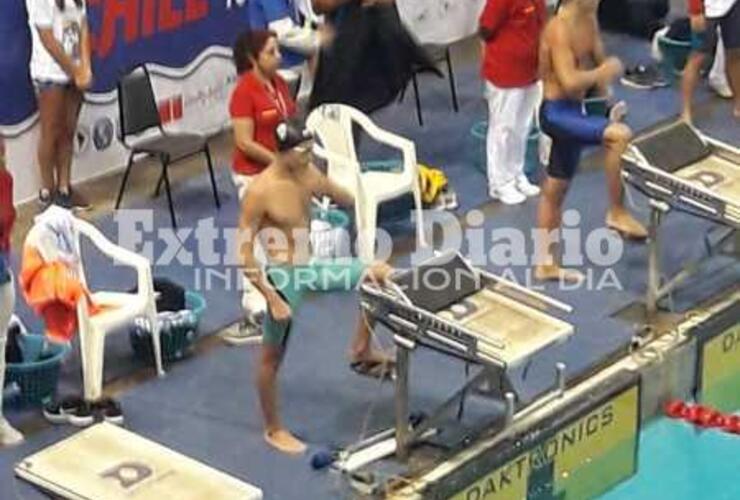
left=534, top=265, right=585, bottom=284
left=368, top=261, right=394, bottom=282
left=606, top=210, right=648, bottom=241
left=350, top=349, right=396, bottom=380
left=264, top=428, right=307, bottom=455
left=681, top=112, right=693, bottom=125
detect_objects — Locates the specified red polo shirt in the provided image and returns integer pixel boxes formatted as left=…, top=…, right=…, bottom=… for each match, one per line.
left=688, top=0, right=703, bottom=15
left=479, top=0, right=547, bottom=88
left=229, top=71, right=296, bottom=176
left=0, top=168, right=15, bottom=254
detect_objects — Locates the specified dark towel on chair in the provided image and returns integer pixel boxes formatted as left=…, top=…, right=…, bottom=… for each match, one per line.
left=309, top=3, right=441, bottom=115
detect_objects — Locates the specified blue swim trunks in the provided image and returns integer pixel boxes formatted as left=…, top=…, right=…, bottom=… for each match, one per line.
left=539, top=100, right=609, bottom=180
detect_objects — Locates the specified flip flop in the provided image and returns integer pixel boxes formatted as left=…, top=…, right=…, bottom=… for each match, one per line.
left=350, top=359, right=396, bottom=381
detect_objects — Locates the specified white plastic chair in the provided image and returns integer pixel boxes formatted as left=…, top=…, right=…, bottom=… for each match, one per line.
left=73, top=218, right=163, bottom=402
left=307, top=104, right=427, bottom=262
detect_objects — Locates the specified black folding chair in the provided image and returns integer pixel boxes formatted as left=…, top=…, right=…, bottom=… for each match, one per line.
left=399, top=45, right=459, bottom=127
left=115, top=65, right=221, bottom=227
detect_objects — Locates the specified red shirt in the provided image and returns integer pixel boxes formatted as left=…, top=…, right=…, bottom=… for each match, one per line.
left=0, top=168, right=15, bottom=254
left=480, top=0, right=547, bottom=88
left=229, top=71, right=296, bottom=176
left=688, top=0, right=703, bottom=15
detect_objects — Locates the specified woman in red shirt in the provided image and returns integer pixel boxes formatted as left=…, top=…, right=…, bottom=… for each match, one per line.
left=229, top=30, right=297, bottom=199
left=228, top=30, right=296, bottom=344
left=479, top=0, right=546, bottom=205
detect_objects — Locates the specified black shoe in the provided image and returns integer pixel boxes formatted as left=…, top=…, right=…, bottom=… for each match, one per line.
left=93, top=398, right=124, bottom=425
left=621, top=65, right=656, bottom=90
left=55, top=189, right=92, bottom=212
left=43, top=397, right=94, bottom=427
left=54, top=190, right=73, bottom=210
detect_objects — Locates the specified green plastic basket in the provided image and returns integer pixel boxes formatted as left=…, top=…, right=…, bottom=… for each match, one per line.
left=129, top=291, right=206, bottom=363
left=658, top=36, right=692, bottom=81
left=4, top=335, right=70, bottom=407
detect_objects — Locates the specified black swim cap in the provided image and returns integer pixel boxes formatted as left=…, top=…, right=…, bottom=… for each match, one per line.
left=275, top=119, right=314, bottom=152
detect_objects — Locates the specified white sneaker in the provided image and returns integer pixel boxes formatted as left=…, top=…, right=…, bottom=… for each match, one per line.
left=609, top=100, right=629, bottom=122
left=0, top=418, right=24, bottom=447
left=515, top=175, right=541, bottom=197
left=490, top=183, right=526, bottom=205
left=709, top=80, right=733, bottom=99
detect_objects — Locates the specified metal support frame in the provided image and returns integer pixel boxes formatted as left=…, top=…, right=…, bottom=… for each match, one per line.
left=646, top=199, right=738, bottom=315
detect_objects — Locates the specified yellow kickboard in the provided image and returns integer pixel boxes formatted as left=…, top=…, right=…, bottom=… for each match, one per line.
left=15, top=422, right=263, bottom=500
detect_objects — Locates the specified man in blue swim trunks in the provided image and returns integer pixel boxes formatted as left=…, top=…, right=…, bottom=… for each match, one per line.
left=535, top=0, right=648, bottom=283
left=240, top=120, right=394, bottom=455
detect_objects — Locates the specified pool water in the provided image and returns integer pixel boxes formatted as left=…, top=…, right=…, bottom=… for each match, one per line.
left=602, top=417, right=740, bottom=499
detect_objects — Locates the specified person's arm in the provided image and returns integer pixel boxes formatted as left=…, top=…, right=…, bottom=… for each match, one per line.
left=36, top=29, right=77, bottom=79
left=75, top=17, right=92, bottom=89
left=266, top=0, right=331, bottom=55
left=549, top=21, right=621, bottom=94
left=31, top=0, right=77, bottom=79
left=232, top=118, right=276, bottom=166
left=305, top=163, right=354, bottom=208
left=239, top=190, right=291, bottom=321
left=478, top=0, right=509, bottom=41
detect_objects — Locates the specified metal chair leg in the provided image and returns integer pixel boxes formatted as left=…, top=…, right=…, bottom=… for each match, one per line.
left=204, top=144, right=221, bottom=209
left=159, top=154, right=177, bottom=228
left=115, top=152, right=135, bottom=209
left=412, top=73, right=423, bottom=127
left=446, top=48, right=459, bottom=113
left=398, top=80, right=409, bottom=103
left=155, top=170, right=164, bottom=198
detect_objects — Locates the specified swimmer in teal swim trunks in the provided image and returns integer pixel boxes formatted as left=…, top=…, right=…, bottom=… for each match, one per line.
left=536, top=0, right=648, bottom=283
left=239, top=120, right=394, bottom=455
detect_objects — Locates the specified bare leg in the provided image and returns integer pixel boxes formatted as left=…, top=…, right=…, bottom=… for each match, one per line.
left=726, top=48, right=740, bottom=117
left=534, top=176, right=583, bottom=283
left=57, top=87, right=83, bottom=193
left=681, top=52, right=706, bottom=123
left=36, top=86, right=66, bottom=196
left=258, top=343, right=306, bottom=455
left=350, top=262, right=394, bottom=363
left=603, top=123, right=647, bottom=240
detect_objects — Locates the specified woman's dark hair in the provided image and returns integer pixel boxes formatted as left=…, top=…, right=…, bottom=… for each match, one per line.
left=232, top=30, right=276, bottom=74
left=55, top=0, right=84, bottom=10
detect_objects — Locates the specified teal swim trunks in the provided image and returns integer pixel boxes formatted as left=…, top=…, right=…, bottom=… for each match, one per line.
left=262, top=258, right=366, bottom=346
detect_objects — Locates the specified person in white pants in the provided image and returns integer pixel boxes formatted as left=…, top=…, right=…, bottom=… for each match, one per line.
left=479, top=0, right=547, bottom=205
left=485, top=83, right=542, bottom=204
left=709, top=38, right=733, bottom=98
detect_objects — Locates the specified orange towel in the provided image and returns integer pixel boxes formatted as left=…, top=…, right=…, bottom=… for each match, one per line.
left=20, top=243, right=100, bottom=343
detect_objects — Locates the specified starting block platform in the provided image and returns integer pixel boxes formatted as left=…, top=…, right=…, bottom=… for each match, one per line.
left=622, top=122, right=740, bottom=314
left=15, top=423, right=263, bottom=500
